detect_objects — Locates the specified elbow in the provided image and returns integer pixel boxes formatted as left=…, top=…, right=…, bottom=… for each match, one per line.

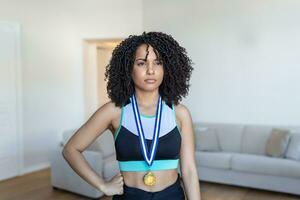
left=62, top=145, right=81, bottom=159
left=62, top=146, right=68, bottom=158
left=62, top=145, right=72, bottom=159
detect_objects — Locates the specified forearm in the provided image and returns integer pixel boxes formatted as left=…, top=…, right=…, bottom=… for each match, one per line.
left=62, top=147, right=105, bottom=190
left=182, top=170, right=202, bottom=200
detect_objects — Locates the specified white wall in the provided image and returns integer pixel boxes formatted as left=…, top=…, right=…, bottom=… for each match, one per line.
left=0, top=0, right=143, bottom=174
left=143, top=0, right=300, bottom=126
left=2, top=0, right=300, bottom=175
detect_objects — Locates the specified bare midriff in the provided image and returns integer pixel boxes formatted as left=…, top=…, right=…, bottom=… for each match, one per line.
left=121, top=169, right=179, bottom=192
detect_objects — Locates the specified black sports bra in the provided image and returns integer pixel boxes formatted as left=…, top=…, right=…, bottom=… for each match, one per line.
left=114, top=98, right=182, bottom=172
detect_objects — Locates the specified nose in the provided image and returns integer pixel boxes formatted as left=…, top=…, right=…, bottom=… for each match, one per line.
left=146, top=64, right=155, bottom=75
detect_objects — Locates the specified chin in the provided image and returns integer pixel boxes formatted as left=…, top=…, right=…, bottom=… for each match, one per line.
left=142, top=85, right=159, bottom=92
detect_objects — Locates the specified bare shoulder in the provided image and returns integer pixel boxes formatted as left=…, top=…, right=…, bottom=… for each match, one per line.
left=174, top=103, right=192, bottom=119
left=85, top=100, right=122, bottom=134
left=100, top=100, right=122, bottom=123
left=173, top=103, right=193, bottom=129
left=102, top=100, right=121, bottom=114
left=62, top=101, right=121, bottom=152
left=101, top=101, right=122, bottom=133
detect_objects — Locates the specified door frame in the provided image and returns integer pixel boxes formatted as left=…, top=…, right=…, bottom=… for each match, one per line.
left=0, top=22, right=24, bottom=178
left=83, top=38, right=123, bottom=120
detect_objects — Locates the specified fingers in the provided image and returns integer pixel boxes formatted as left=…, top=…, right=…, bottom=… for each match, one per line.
left=117, top=173, right=124, bottom=183
left=117, top=177, right=124, bottom=195
left=113, top=173, right=122, bottom=180
left=113, top=172, right=124, bottom=195
left=119, top=178, right=124, bottom=186
left=116, top=172, right=122, bottom=178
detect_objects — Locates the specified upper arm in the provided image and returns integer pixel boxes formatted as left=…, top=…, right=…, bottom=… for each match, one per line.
left=174, top=103, right=197, bottom=175
left=63, top=101, right=119, bottom=153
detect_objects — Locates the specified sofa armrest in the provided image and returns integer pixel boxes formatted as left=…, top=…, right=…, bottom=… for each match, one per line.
left=50, top=146, right=105, bottom=198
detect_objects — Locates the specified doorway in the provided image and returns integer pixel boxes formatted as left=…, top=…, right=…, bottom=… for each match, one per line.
left=83, top=39, right=123, bottom=119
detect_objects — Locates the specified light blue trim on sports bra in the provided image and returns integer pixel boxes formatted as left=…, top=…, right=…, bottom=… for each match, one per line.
left=172, top=102, right=182, bottom=136
left=114, top=103, right=124, bottom=140
left=118, top=159, right=179, bottom=171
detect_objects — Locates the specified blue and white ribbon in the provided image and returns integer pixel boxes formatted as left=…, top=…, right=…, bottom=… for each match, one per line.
left=131, top=93, right=163, bottom=166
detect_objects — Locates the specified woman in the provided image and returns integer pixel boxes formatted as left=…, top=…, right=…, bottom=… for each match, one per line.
left=62, top=31, right=201, bottom=200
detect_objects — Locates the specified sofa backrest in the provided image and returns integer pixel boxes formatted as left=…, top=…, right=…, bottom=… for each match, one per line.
left=88, top=129, right=115, bottom=158
left=61, top=128, right=115, bottom=159
left=241, top=124, right=300, bottom=156
left=194, top=122, right=244, bottom=153
left=62, top=129, right=77, bottom=146
left=241, top=125, right=273, bottom=155
left=194, top=122, right=300, bottom=156
left=286, top=130, right=300, bottom=161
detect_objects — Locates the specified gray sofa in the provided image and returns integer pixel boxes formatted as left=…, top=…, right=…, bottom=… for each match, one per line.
left=193, top=122, right=300, bottom=196
left=50, top=129, right=120, bottom=198
left=50, top=122, right=300, bottom=198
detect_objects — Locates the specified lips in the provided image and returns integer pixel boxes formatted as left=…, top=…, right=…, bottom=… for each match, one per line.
left=144, top=79, right=156, bottom=83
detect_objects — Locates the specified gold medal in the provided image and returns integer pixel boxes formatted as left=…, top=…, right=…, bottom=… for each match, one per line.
left=143, top=171, right=156, bottom=186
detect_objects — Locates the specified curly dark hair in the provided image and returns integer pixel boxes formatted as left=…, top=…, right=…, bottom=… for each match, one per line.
left=104, top=31, right=194, bottom=108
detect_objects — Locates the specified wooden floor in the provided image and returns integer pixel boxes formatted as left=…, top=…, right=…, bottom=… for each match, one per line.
left=0, top=168, right=299, bottom=200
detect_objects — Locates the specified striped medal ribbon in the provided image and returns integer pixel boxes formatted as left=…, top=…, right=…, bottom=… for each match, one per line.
left=130, top=93, right=163, bottom=186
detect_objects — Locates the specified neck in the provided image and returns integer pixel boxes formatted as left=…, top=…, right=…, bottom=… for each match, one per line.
left=134, top=89, right=160, bottom=107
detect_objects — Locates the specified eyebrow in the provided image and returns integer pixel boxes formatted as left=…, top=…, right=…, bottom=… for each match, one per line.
left=135, top=58, right=162, bottom=61
left=135, top=58, right=146, bottom=61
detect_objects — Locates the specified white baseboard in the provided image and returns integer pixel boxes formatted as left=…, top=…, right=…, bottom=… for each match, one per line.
left=21, top=162, right=50, bottom=175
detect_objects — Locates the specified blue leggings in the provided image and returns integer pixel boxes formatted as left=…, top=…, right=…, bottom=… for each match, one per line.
left=112, top=173, right=185, bottom=200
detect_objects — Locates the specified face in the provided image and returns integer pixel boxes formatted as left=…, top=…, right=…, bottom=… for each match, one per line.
left=131, top=44, right=164, bottom=92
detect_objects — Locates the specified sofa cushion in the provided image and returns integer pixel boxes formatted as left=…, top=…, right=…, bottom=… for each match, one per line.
left=195, top=151, right=232, bottom=169
left=266, top=128, right=291, bottom=158
left=88, top=130, right=115, bottom=159
left=194, top=127, right=220, bottom=151
left=62, top=129, right=115, bottom=159
left=194, top=122, right=244, bottom=153
left=216, top=124, right=244, bottom=153
left=241, top=125, right=273, bottom=155
left=231, top=154, right=300, bottom=179
left=102, top=154, right=119, bottom=180
left=286, top=131, right=300, bottom=161
left=62, top=129, right=77, bottom=146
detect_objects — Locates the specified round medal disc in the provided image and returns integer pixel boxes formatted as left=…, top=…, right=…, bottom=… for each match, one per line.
left=143, top=171, right=156, bottom=186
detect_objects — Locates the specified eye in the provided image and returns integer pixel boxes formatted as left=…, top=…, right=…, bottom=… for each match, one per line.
left=154, top=59, right=163, bottom=65
left=137, top=62, right=145, bottom=66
